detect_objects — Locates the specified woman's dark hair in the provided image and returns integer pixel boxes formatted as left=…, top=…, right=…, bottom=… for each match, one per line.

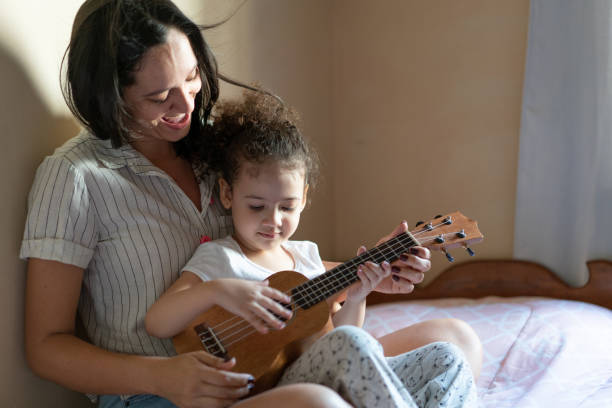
left=199, top=90, right=319, bottom=189
left=61, top=0, right=218, bottom=158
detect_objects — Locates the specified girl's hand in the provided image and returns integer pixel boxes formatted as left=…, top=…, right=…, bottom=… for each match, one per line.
left=154, top=351, right=254, bottom=408
left=214, top=279, right=292, bottom=333
left=372, top=221, right=432, bottom=294
left=346, top=247, right=392, bottom=303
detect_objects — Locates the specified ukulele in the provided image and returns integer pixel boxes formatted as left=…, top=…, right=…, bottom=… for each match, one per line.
left=172, top=211, right=483, bottom=394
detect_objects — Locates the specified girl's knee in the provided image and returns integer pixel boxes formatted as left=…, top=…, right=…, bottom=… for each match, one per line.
left=439, top=318, right=483, bottom=378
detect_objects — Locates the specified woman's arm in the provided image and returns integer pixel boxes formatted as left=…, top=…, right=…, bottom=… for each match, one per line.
left=145, top=272, right=293, bottom=338
left=25, top=258, right=253, bottom=405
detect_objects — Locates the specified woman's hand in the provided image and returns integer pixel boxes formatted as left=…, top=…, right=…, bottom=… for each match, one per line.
left=153, top=351, right=254, bottom=408
left=346, top=250, right=392, bottom=303
left=370, top=221, right=431, bottom=294
left=214, top=279, right=292, bottom=333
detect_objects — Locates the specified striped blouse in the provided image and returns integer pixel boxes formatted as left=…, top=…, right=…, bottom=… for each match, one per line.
left=20, top=130, right=233, bottom=357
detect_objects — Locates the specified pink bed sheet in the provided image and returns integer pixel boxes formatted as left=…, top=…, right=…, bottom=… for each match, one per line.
left=364, top=297, right=612, bottom=407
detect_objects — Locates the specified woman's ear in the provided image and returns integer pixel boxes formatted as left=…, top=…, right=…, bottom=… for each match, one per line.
left=218, top=178, right=233, bottom=209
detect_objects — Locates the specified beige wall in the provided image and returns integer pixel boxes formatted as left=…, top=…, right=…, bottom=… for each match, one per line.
left=331, top=0, right=528, bottom=281
left=1, top=0, right=528, bottom=405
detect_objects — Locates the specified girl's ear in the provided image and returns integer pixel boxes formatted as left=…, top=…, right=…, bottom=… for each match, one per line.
left=218, top=178, right=233, bottom=209
left=300, top=184, right=309, bottom=211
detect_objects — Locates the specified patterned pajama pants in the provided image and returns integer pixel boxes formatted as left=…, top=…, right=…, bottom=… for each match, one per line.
left=278, top=326, right=477, bottom=408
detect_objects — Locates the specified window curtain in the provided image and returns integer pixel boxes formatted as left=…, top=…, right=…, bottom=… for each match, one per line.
left=514, top=0, right=612, bottom=286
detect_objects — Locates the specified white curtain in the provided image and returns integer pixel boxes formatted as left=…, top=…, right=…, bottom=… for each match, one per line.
left=515, top=0, right=612, bottom=287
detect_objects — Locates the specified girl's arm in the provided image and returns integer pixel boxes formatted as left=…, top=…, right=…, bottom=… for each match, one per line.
left=330, top=255, right=391, bottom=328
left=25, top=258, right=252, bottom=405
left=145, top=272, right=293, bottom=338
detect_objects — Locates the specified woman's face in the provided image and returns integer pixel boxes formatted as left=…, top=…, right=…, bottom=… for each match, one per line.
left=122, top=27, right=202, bottom=144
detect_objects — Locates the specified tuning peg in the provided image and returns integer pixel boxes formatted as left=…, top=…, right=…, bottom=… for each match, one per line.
left=443, top=216, right=452, bottom=225
left=443, top=249, right=455, bottom=262
left=434, top=214, right=443, bottom=219
left=434, top=235, right=445, bottom=243
left=465, top=247, right=475, bottom=256
left=425, top=223, right=433, bottom=231
left=456, top=229, right=466, bottom=238
left=415, top=220, right=424, bottom=227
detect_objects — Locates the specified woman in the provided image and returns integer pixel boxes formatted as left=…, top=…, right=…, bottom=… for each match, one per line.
left=21, top=1, right=480, bottom=407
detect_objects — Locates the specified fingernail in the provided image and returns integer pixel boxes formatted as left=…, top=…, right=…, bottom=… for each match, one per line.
left=382, top=261, right=390, bottom=268
left=410, top=247, right=419, bottom=255
left=247, top=382, right=255, bottom=390
left=392, top=274, right=400, bottom=282
left=391, top=266, right=401, bottom=273
left=248, top=376, right=255, bottom=384
left=400, top=254, right=409, bottom=262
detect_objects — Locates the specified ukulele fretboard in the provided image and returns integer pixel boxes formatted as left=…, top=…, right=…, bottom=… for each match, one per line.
left=291, top=231, right=419, bottom=309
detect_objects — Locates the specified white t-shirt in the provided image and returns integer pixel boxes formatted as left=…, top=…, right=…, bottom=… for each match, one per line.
left=182, top=235, right=325, bottom=282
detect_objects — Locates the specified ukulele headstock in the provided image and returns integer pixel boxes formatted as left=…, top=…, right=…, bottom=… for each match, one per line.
left=410, top=211, right=483, bottom=262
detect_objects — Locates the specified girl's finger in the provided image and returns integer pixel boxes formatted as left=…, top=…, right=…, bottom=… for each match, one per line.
left=250, top=303, right=286, bottom=330
left=261, top=286, right=292, bottom=304
left=356, top=266, right=368, bottom=288
left=381, top=261, right=392, bottom=277
left=362, top=263, right=380, bottom=287
left=258, top=294, right=292, bottom=320
left=238, top=307, right=270, bottom=334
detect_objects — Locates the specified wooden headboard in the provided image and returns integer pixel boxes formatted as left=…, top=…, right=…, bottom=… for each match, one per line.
left=367, top=259, right=612, bottom=309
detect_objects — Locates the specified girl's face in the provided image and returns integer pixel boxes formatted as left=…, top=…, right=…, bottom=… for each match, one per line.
left=122, top=27, right=202, bottom=145
left=219, top=161, right=308, bottom=255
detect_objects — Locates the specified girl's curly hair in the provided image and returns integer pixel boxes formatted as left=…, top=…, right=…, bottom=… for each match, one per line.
left=197, top=90, right=319, bottom=189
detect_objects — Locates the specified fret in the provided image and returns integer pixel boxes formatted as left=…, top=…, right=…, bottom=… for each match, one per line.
left=371, top=246, right=386, bottom=264
left=293, top=231, right=419, bottom=309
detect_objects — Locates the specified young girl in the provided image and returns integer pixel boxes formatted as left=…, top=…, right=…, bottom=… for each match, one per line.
left=145, top=91, right=477, bottom=407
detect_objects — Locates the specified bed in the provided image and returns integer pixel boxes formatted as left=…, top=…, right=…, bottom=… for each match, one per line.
left=364, top=259, right=612, bottom=408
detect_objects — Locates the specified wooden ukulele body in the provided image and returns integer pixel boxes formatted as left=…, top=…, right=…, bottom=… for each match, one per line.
left=173, top=270, right=334, bottom=394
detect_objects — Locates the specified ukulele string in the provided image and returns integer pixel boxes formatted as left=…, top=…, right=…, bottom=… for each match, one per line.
left=203, top=228, right=459, bottom=348
left=217, top=234, right=454, bottom=349
left=202, top=234, right=415, bottom=346
left=206, top=230, right=418, bottom=339
left=199, top=227, right=462, bottom=348
left=200, top=221, right=463, bottom=348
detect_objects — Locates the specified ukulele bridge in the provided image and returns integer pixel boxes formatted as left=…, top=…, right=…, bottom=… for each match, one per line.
left=194, top=323, right=228, bottom=360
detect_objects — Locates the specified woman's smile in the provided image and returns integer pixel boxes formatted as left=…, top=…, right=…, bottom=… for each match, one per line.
left=160, top=113, right=191, bottom=129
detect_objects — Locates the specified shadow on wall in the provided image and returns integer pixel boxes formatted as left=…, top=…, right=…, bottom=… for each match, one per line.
left=0, top=45, right=89, bottom=406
